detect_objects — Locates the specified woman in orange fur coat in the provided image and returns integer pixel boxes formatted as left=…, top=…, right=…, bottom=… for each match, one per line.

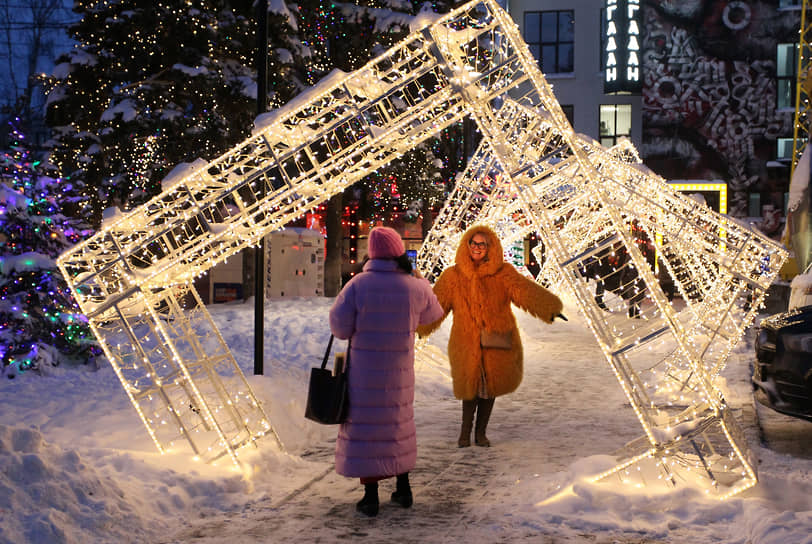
left=418, top=225, right=564, bottom=447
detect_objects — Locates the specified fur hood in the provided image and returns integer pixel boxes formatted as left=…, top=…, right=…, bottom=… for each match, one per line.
left=454, top=225, right=505, bottom=278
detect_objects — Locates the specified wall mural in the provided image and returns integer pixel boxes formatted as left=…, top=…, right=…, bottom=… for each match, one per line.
left=642, top=0, right=797, bottom=230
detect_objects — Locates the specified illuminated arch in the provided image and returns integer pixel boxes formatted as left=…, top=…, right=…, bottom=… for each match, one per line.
left=58, top=0, right=786, bottom=498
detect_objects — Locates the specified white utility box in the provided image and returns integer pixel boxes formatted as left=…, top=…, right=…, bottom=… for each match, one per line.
left=266, top=228, right=325, bottom=298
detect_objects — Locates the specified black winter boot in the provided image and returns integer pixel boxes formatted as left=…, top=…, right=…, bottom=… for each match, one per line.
left=474, top=397, right=495, bottom=447
left=458, top=399, right=476, bottom=447
left=356, top=483, right=379, bottom=517
left=391, top=472, right=413, bottom=508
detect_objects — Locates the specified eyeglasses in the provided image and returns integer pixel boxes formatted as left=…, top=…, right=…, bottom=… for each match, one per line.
left=468, top=240, right=488, bottom=249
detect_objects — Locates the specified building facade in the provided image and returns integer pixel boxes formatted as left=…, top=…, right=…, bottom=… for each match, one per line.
left=507, top=0, right=644, bottom=150
left=641, top=0, right=798, bottom=226
left=507, top=0, right=800, bottom=235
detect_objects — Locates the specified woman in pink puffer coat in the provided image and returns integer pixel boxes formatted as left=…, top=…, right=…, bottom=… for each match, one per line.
left=329, top=226, right=443, bottom=517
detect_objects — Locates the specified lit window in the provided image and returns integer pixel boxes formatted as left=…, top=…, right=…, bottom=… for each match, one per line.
left=777, top=137, right=794, bottom=161
left=777, top=43, right=797, bottom=110
left=599, top=104, right=631, bottom=147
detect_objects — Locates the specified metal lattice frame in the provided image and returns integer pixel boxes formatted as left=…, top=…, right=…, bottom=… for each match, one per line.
left=792, top=0, right=812, bottom=177
left=59, top=0, right=786, bottom=496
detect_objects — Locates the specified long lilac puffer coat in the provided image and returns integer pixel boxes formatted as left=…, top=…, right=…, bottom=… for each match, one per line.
left=329, top=258, right=444, bottom=478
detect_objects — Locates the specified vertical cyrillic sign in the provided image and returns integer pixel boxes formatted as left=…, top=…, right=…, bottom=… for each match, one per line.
left=604, top=0, right=642, bottom=94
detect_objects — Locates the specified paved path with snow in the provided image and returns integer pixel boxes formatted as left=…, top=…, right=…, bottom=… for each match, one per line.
left=167, top=314, right=763, bottom=543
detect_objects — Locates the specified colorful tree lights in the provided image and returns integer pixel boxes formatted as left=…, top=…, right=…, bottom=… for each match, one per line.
left=1, top=119, right=98, bottom=375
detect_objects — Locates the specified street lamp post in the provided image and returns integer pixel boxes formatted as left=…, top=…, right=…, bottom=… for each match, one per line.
left=254, top=0, right=268, bottom=375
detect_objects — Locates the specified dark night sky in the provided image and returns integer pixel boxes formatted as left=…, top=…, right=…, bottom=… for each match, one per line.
left=0, top=0, right=76, bottom=110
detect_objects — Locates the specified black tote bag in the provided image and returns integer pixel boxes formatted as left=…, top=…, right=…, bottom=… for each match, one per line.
left=304, top=335, right=350, bottom=424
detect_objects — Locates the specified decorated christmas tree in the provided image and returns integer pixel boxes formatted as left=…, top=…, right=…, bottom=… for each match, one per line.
left=363, top=141, right=446, bottom=225
left=285, top=0, right=465, bottom=288
left=45, top=0, right=305, bottom=226
left=0, top=119, right=99, bottom=377
left=296, top=0, right=466, bottom=232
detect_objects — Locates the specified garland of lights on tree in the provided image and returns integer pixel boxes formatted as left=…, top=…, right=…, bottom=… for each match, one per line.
left=58, top=0, right=785, bottom=500
left=0, top=119, right=99, bottom=375
left=45, top=0, right=461, bottom=228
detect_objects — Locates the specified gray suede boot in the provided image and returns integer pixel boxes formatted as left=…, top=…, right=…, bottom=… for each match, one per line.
left=458, top=399, right=476, bottom=447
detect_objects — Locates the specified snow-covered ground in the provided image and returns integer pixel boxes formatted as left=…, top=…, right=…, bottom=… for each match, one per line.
left=1, top=295, right=811, bottom=543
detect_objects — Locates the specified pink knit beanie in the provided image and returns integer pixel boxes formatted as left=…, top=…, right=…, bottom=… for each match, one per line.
left=367, top=227, right=405, bottom=259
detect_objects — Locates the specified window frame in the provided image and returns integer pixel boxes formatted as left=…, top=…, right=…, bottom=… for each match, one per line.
left=776, top=42, right=798, bottom=111
left=524, top=10, right=575, bottom=74
left=777, top=137, right=794, bottom=161
left=778, top=0, right=802, bottom=8
left=561, top=104, right=575, bottom=127
left=599, top=104, right=632, bottom=147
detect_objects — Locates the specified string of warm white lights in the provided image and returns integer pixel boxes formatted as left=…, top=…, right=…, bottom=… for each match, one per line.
left=45, top=1, right=272, bottom=222
left=59, top=0, right=785, bottom=497
left=419, top=85, right=782, bottom=497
